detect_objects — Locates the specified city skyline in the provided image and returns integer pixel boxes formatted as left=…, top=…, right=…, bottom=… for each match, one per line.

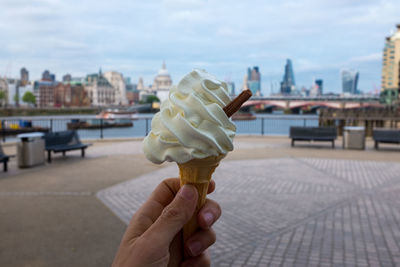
left=1, top=0, right=400, bottom=95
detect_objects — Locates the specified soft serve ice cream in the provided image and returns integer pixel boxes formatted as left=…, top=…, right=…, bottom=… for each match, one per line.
left=143, top=69, right=236, bottom=164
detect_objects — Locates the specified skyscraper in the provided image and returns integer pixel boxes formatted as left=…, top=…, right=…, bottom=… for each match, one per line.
left=226, top=81, right=235, bottom=96
left=381, top=24, right=400, bottom=97
left=315, top=79, right=323, bottom=95
left=63, top=74, right=72, bottom=82
left=341, top=69, right=359, bottom=95
left=280, top=59, right=295, bottom=95
left=20, top=67, right=29, bottom=86
left=245, top=66, right=261, bottom=96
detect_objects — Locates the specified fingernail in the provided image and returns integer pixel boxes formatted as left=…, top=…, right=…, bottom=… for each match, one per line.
left=188, top=241, right=202, bottom=256
left=179, top=185, right=195, bottom=201
left=203, top=212, right=214, bottom=227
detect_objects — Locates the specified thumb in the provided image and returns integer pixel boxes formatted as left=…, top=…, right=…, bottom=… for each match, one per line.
left=143, top=184, right=198, bottom=247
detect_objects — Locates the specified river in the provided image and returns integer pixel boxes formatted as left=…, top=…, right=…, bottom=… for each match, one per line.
left=1, top=114, right=319, bottom=141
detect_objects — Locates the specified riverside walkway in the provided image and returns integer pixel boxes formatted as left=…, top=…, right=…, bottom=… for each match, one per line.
left=1, top=136, right=400, bottom=266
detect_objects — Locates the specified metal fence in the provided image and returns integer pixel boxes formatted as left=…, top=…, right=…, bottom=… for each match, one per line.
left=0, top=114, right=319, bottom=142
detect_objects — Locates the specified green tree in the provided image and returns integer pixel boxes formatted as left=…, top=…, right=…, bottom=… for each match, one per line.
left=22, top=91, right=36, bottom=106
left=0, top=91, right=6, bottom=107
left=145, top=95, right=160, bottom=104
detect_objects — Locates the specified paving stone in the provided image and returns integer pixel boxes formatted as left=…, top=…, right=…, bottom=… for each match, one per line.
left=97, top=157, right=400, bottom=266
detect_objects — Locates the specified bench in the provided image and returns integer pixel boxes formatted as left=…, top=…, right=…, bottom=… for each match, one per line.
left=0, top=143, right=10, bottom=172
left=372, top=128, right=400, bottom=149
left=44, top=130, right=91, bottom=163
left=290, top=126, right=337, bottom=148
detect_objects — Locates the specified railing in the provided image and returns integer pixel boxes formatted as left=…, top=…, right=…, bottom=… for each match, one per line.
left=0, top=114, right=319, bottom=142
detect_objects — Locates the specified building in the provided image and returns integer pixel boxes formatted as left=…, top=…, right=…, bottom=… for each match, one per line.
left=152, top=62, right=173, bottom=102
left=16, top=84, right=34, bottom=107
left=63, top=74, right=72, bottom=82
left=85, top=70, right=115, bottom=106
left=20, top=67, right=29, bottom=86
left=34, top=80, right=58, bottom=107
left=226, top=81, right=235, bottom=96
left=280, top=59, right=296, bottom=95
left=136, top=77, right=154, bottom=102
left=42, top=70, right=51, bottom=81
left=244, top=66, right=261, bottom=96
left=381, top=24, right=400, bottom=98
left=137, top=77, right=145, bottom=90
left=125, top=78, right=139, bottom=104
left=42, top=70, right=56, bottom=82
left=103, top=71, right=128, bottom=105
left=309, top=79, right=323, bottom=97
left=54, top=82, right=90, bottom=107
left=126, top=90, right=139, bottom=104
left=341, top=69, right=359, bottom=95
left=315, top=79, right=323, bottom=95
left=6, top=79, right=19, bottom=106
left=0, top=78, right=8, bottom=106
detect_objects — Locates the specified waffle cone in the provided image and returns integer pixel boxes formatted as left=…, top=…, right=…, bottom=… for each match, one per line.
left=178, top=154, right=225, bottom=242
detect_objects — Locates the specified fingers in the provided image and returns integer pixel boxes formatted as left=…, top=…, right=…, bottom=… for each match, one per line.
left=207, top=180, right=215, bottom=194
left=197, top=198, right=222, bottom=230
left=127, top=178, right=216, bottom=239
left=181, top=250, right=211, bottom=267
left=185, top=228, right=216, bottom=257
left=124, top=178, right=179, bottom=240
left=142, top=184, right=198, bottom=247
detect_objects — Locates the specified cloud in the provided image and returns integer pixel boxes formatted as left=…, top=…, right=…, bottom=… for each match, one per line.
left=349, top=53, right=382, bottom=63
left=0, top=0, right=398, bottom=93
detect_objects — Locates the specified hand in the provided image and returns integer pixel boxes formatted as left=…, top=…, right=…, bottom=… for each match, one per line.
left=112, top=178, right=222, bottom=267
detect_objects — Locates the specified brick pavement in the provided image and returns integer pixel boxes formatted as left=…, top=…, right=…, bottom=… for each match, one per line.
left=98, top=157, right=400, bottom=267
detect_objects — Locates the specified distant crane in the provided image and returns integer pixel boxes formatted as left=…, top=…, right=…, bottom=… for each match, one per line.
left=3, top=62, right=12, bottom=79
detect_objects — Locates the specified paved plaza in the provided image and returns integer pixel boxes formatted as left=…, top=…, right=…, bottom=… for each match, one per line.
left=99, top=157, right=400, bottom=266
left=1, top=137, right=400, bottom=266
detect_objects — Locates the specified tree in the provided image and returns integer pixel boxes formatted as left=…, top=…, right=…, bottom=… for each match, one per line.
left=0, top=91, right=6, bottom=107
left=145, top=95, right=160, bottom=104
left=22, top=91, right=36, bottom=106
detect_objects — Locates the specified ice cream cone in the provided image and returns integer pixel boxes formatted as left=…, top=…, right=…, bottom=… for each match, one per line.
left=178, top=154, right=225, bottom=242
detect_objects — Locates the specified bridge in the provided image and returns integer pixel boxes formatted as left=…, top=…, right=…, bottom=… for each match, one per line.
left=242, top=95, right=382, bottom=111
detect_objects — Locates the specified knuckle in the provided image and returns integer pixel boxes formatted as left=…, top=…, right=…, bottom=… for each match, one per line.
left=161, top=205, right=184, bottom=221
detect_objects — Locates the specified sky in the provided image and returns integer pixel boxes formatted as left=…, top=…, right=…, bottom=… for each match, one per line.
left=0, top=0, right=399, bottom=96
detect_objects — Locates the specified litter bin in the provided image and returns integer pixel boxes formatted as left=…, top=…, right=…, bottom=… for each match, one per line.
left=17, top=132, right=45, bottom=168
left=343, top=126, right=365, bottom=150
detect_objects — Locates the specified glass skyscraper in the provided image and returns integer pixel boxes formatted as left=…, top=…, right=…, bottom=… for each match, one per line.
left=341, top=70, right=359, bottom=94
left=315, top=79, right=323, bottom=95
left=280, top=59, right=295, bottom=95
left=245, top=66, right=261, bottom=96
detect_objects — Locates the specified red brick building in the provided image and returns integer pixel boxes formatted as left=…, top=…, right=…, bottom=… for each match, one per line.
left=126, top=91, right=139, bottom=104
left=54, top=83, right=90, bottom=107
left=34, top=81, right=57, bottom=107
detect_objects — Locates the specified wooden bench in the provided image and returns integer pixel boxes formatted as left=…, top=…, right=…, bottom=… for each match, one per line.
left=290, top=126, right=337, bottom=148
left=44, top=130, right=91, bottom=163
left=372, top=128, right=400, bottom=149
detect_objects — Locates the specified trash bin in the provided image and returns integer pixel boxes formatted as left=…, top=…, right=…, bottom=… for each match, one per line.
left=343, top=126, right=365, bottom=150
left=17, top=132, right=45, bottom=168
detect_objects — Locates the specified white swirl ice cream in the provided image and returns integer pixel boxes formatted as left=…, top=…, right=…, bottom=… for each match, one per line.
left=143, top=69, right=236, bottom=164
